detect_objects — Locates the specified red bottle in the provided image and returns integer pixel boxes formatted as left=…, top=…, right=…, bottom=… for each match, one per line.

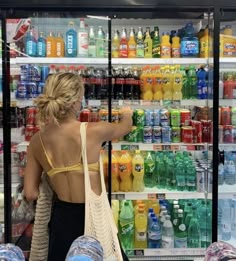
left=224, top=73, right=234, bottom=99
left=119, top=27, right=128, bottom=58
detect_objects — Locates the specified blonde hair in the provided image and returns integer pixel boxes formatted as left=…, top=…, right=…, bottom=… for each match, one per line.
left=34, top=72, right=84, bottom=125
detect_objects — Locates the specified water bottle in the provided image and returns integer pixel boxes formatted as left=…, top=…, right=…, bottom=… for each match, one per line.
left=218, top=199, right=223, bottom=240
left=65, top=21, right=77, bottom=57
left=118, top=201, right=134, bottom=250
left=148, top=216, right=161, bottom=248
left=36, top=32, right=46, bottom=57
left=160, top=210, right=168, bottom=229
left=162, top=215, right=174, bottom=248
left=25, top=29, right=36, bottom=57
left=222, top=199, right=231, bottom=241
left=218, top=163, right=225, bottom=185
left=187, top=206, right=201, bottom=248
left=175, top=162, right=186, bottom=191
left=231, top=199, right=236, bottom=239
left=225, top=154, right=236, bottom=185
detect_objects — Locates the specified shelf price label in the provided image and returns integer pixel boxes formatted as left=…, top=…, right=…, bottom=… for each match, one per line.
left=88, top=100, right=101, bottom=107
left=133, top=250, right=144, bottom=256
left=171, top=144, right=180, bottom=151
left=148, top=193, right=166, bottom=200
left=113, top=194, right=125, bottom=200
left=120, top=144, right=139, bottom=151
left=129, top=144, right=140, bottom=151
left=152, top=100, right=161, bottom=106
left=163, top=100, right=172, bottom=107
left=186, top=145, right=196, bottom=151
left=123, top=100, right=132, bottom=105
left=163, top=145, right=171, bottom=151
left=153, top=144, right=162, bottom=151
left=172, top=100, right=181, bottom=107
left=141, top=100, right=152, bottom=106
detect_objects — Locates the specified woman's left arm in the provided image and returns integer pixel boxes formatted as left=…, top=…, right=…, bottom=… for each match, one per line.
left=24, top=142, right=43, bottom=201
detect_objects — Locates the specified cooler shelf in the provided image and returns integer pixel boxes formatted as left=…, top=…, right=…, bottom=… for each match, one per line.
left=219, top=144, right=236, bottom=151
left=219, top=184, right=236, bottom=199
left=112, top=190, right=211, bottom=200
left=10, top=57, right=208, bottom=65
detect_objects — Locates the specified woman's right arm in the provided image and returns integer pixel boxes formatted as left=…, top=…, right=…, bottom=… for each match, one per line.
left=94, top=107, right=133, bottom=142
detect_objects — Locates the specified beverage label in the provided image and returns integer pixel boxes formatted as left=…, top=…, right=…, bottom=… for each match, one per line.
left=136, top=231, right=147, bottom=241
left=178, top=224, right=186, bottom=231
left=119, top=163, right=131, bottom=173
left=172, top=47, right=180, bottom=57
left=148, top=230, right=161, bottom=240
left=181, top=40, right=199, bottom=56
left=78, top=32, right=88, bottom=56
left=136, top=43, right=144, bottom=58
left=161, top=46, right=171, bottom=57
left=134, top=164, right=143, bottom=172
left=120, top=222, right=134, bottom=236
left=88, top=45, right=96, bottom=57
left=119, top=44, right=128, bottom=58
left=174, top=236, right=187, bottom=248
left=162, top=236, right=174, bottom=248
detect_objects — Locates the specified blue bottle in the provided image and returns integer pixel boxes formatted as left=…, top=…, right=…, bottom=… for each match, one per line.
left=37, top=32, right=46, bottom=57
left=65, top=21, right=77, bottom=57
left=148, top=216, right=161, bottom=248
left=181, top=22, right=199, bottom=57
left=25, top=29, right=37, bottom=57
left=197, top=67, right=207, bottom=99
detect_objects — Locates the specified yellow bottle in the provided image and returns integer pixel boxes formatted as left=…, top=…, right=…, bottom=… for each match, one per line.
left=128, top=27, right=137, bottom=58
left=143, top=66, right=153, bottom=92
left=219, top=29, right=224, bottom=57
left=55, top=32, right=65, bottom=57
left=112, top=200, right=120, bottom=227
left=223, top=25, right=235, bottom=57
left=119, top=151, right=132, bottom=192
left=135, top=206, right=148, bottom=249
left=144, top=27, right=152, bottom=58
left=46, top=32, right=56, bottom=57
left=112, top=151, right=120, bottom=192
left=152, top=65, right=163, bottom=100
left=132, top=150, right=145, bottom=192
left=162, top=65, right=172, bottom=100
left=112, top=30, right=120, bottom=58
left=134, top=200, right=143, bottom=215
left=200, top=28, right=213, bottom=58
left=161, top=32, right=171, bottom=58
left=102, top=150, right=108, bottom=184
left=150, top=199, right=160, bottom=217
left=140, top=66, right=147, bottom=92
left=172, top=65, right=183, bottom=100
left=171, top=34, right=181, bottom=58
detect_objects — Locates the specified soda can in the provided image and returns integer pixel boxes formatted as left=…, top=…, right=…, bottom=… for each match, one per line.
left=160, top=108, right=170, bottom=127
left=196, top=167, right=205, bottom=192
left=201, top=120, right=212, bottom=143
left=153, top=126, right=162, bottom=143
left=153, top=109, right=160, bottom=126
left=231, top=107, right=236, bottom=126
left=16, top=81, right=27, bottom=99
left=144, top=109, right=153, bottom=126
left=37, top=81, right=45, bottom=95
left=25, top=125, right=35, bottom=141
left=221, top=106, right=231, bottom=126
left=26, top=107, right=36, bottom=126
left=125, top=126, right=138, bottom=142
left=223, top=125, right=233, bottom=143
left=143, top=126, right=153, bottom=143
left=170, top=109, right=181, bottom=127
left=181, top=126, right=193, bottom=143
left=41, top=65, right=50, bottom=82
left=180, top=109, right=191, bottom=126
left=20, top=65, right=30, bottom=81
left=134, top=109, right=145, bottom=127
left=26, top=81, right=38, bottom=98
left=98, top=109, right=108, bottom=122
left=219, top=125, right=224, bottom=143
left=162, top=126, right=171, bottom=143
left=171, top=127, right=181, bottom=143
left=31, top=65, right=41, bottom=81
left=191, top=120, right=202, bottom=143
left=80, top=109, right=91, bottom=122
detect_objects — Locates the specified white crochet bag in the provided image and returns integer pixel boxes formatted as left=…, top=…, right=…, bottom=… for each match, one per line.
left=80, top=122, right=123, bottom=261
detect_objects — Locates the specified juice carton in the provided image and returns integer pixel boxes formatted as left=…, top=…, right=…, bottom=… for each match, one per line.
left=132, top=150, right=145, bottom=192
left=119, top=151, right=132, bottom=192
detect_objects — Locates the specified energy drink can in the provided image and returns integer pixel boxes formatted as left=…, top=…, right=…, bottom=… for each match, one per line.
left=143, top=126, right=153, bottom=143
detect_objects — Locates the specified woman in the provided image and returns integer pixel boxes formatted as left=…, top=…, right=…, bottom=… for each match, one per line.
left=24, top=72, right=133, bottom=261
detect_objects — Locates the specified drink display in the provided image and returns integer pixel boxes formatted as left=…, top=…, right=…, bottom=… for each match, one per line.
left=116, top=199, right=212, bottom=250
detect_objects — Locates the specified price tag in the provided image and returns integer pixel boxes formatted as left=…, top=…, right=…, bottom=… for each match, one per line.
left=142, top=100, right=152, bottom=106
left=121, top=145, right=130, bottom=150
left=172, top=100, right=181, bottom=107
left=153, top=145, right=162, bottom=151
left=163, top=100, right=172, bottom=107
left=186, top=145, right=196, bottom=151
left=134, top=250, right=144, bottom=256
left=163, top=145, right=171, bottom=151
left=157, top=193, right=166, bottom=199
left=123, top=100, right=132, bottom=105
left=88, top=100, right=101, bottom=107
left=129, top=144, right=139, bottom=151
left=148, top=193, right=157, bottom=199
left=112, top=100, right=119, bottom=106
left=116, top=194, right=125, bottom=200
left=152, top=100, right=161, bottom=106
left=118, top=100, right=123, bottom=106
left=101, top=100, right=108, bottom=106
left=132, top=100, right=140, bottom=105
left=195, top=145, right=205, bottom=151
left=171, top=144, right=180, bottom=151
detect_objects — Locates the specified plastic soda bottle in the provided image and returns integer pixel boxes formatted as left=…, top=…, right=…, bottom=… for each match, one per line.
left=65, top=21, right=77, bottom=57
left=132, top=150, right=145, bottom=192
left=136, top=27, right=144, bottom=58
left=148, top=216, right=162, bottom=248
left=112, top=30, right=120, bottom=58
left=26, top=29, right=37, bottom=57
left=119, top=201, right=134, bottom=250
left=188, top=65, right=197, bottom=99
left=119, top=27, right=128, bottom=58
left=171, top=34, right=181, bottom=58
left=134, top=206, right=148, bottom=248
left=36, top=32, right=46, bottom=57
left=162, top=66, right=172, bottom=100
left=128, top=27, right=137, bottom=58
left=96, top=26, right=105, bottom=58
left=119, top=151, right=132, bottom=192
left=144, top=151, right=155, bottom=188
left=88, top=26, right=96, bottom=58
left=144, top=27, right=152, bottom=58
left=187, top=206, right=201, bottom=247
left=198, top=200, right=211, bottom=247
left=55, top=32, right=65, bottom=57
left=180, top=66, right=188, bottom=99
left=112, top=151, right=120, bottom=192
left=221, top=199, right=231, bottom=241
left=134, top=200, right=143, bottom=215
left=152, top=66, right=163, bottom=100
left=46, top=31, right=56, bottom=57
left=174, top=209, right=187, bottom=248
left=152, top=26, right=161, bottom=58
left=172, top=65, right=183, bottom=100
left=162, top=215, right=174, bottom=248
left=186, top=165, right=196, bottom=191
left=161, top=32, right=171, bottom=58
left=78, top=18, right=88, bottom=57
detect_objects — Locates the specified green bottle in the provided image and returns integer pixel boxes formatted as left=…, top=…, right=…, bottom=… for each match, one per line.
left=156, top=161, right=166, bottom=189
left=187, top=206, right=201, bottom=248
left=136, top=27, right=144, bottom=58
left=180, top=66, right=189, bottom=99
left=152, top=26, right=161, bottom=58
left=174, top=209, right=187, bottom=248
left=186, top=165, right=196, bottom=191
left=144, top=151, right=155, bottom=188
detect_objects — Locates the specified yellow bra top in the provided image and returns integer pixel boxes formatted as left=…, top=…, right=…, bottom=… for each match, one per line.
left=39, top=132, right=99, bottom=177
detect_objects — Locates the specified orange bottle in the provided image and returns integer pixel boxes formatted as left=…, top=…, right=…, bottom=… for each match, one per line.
left=128, top=27, right=137, bottom=58
left=55, top=32, right=65, bottom=57
left=119, top=27, right=128, bottom=58
left=46, top=32, right=56, bottom=57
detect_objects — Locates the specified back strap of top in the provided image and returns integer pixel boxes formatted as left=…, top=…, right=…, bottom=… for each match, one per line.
left=39, top=132, right=54, bottom=168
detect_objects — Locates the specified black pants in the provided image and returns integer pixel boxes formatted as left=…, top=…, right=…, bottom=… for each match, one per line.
left=47, top=199, right=129, bottom=261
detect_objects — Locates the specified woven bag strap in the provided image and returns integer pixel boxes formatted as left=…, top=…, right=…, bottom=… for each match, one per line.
left=80, top=122, right=106, bottom=193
